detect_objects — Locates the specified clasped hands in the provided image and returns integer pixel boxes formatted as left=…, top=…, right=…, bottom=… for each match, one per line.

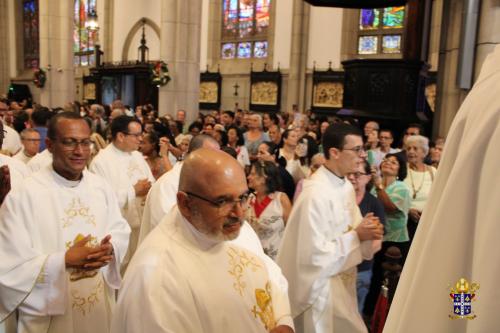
left=65, top=234, right=114, bottom=270
left=355, top=213, right=384, bottom=241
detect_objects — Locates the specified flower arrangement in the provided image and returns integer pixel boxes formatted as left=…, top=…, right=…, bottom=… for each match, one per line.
left=33, top=68, right=47, bottom=88
left=151, top=61, right=171, bottom=87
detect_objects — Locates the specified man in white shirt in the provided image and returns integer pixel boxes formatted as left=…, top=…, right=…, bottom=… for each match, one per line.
left=112, top=148, right=294, bottom=333
left=277, top=123, right=383, bottom=333
left=368, top=129, right=400, bottom=170
left=13, top=128, right=41, bottom=164
left=90, top=115, right=154, bottom=269
left=138, top=134, right=219, bottom=243
left=0, top=112, right=130, bottom=333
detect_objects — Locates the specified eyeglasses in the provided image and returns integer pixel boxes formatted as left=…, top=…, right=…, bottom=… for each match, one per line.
left=348, top=172, right=369, bottom=178
left=342, top=146, right=366, bottom=155
left=185, top=191, right=249, bottom=213
left=22, top=138, right=41, bottom=142
left=381, top=158, right=399, bottom=166
left=58, top=138, right=92, bottom=150
left=123, top=131, right=143, bottom=138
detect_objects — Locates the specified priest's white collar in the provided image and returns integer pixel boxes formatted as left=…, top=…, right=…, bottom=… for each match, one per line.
left=180, top=214, right=222, bottom=250
left=50, top=165, right=83, bottom=188
left=322, top=165, right=346, bottom=185
left=110, top=142, right=132, bottom=156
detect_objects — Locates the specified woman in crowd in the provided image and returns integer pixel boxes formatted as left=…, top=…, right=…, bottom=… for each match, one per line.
left=243, top=113, right=269, bottom=161
left=174, top=134, right=192, bottom=161
left=262, top=112, right=279, bottom=132
left=256, top=141, right=295, bottom=201
left=404, top=135, right=436, bottom=242
left=246, top=161, right=292, bottom=260
left=372, top=153, right=411, bottom=255
left=364, top=152, right=411, bottom=320
left=347, top=160, right=386, bottom=313
left=140, top=131, right=172, bottom=179
left=279, top=129, right=306, bottom=183
left=293, top=153, right=325, bottom=202
left=428, top=137, right=445, bottom=169
left=227, top=125, right=250, bottom=170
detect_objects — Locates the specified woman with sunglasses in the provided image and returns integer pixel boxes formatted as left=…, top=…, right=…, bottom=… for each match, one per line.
left=246, top=160, right=292, bottom=260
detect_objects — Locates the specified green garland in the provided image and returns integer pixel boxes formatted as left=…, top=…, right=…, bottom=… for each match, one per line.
left=151, top=61, right=171, bottom=87
left=33, top=68, right=47, bottom=88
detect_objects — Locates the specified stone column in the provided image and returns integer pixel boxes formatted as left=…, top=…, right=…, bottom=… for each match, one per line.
left=159, top=0, right=202, bottom=124
left=286, top=0, right=310, bottom=113
left=38, top=0, right=74, bottom=107
left=0, top=0, right=10, bottom=95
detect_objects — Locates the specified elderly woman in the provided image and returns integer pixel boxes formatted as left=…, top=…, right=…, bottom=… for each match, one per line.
left=246, top=161, right=292, bottom=260
left=403, top=135, right=437, bottom=242
left=243, top=113, right=270, bottom=161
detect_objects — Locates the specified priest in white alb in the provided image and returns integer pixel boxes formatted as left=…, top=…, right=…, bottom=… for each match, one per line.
left=383, top=43, right=500, bottom=333
left=138, top=134, right=219, bottom=243
left=277, top=123, right=383, bottom=333
left=0, top=112, right=130, bottom=333
left=90, top=115, right=154, bottom=268
left=112, top=148, right=294, bottom=333
left=0, top=121, right=29, bottom=192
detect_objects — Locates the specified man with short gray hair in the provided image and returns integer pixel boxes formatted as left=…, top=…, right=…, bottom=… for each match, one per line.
left=13, top=129, right=41, bottom=164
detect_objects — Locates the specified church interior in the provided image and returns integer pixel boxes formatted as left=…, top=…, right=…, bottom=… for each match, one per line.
left=1, top=0, right=497, bottom=137
left=0, top=0, right=498, bottom=332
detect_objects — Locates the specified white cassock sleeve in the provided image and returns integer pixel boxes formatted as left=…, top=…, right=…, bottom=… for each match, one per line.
left=0, top=192, right=56, bottom=320
left=89, top=160, right=136, bottom=210
left=349, top=189, right=381, bottom=260
left=18, top=252, right=67, bottom=316
left=100, top=184, right=131, bottom=289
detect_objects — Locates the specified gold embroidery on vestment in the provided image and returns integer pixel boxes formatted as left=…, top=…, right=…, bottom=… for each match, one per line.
left=61, top=198, right=96, bottom=228
left=71, top=278, right=103, bottom=316
left=227, top=246, right=261, bottom=296
left=252, top=281, right=276, bottom=330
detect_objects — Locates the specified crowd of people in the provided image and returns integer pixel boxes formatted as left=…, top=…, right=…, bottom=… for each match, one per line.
left=0, top=96, right=446, bottom=333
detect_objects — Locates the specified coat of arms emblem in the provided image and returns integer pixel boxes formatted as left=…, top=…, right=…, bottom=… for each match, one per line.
left=449, top=278, right=480, bottom=320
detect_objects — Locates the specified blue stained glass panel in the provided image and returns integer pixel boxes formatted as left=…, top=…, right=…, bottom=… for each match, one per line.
left=358, top=36, right=378, bottom=55
left=359, top=9, right=380, bottom=30
left=383, top=7, right=405, bottom=29
left=254, top=41, right=268, bottom=58
left=382, top=35, right=401, bottom=53
left=23, top=0, right=39, bottom=69
left=221, top=43, right=236, bottom=59
left=237, top=42, right=252, bottom=58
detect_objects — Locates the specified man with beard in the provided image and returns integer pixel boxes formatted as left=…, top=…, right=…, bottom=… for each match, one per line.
left=112, top=148, right=294, bottom=333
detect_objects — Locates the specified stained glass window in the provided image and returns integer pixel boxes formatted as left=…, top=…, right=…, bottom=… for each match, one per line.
left=254, top=41, right=268, bottom=58
left=221, top=43, right=237, bottom=59
left=221, top=0, right=271, bottom=59
left=382, top=35, right=401, bottom=53
left=358, top=36, right=378, bottom=55
left=359, top=9, right=380, bottom=30
left=237, top=42, right=252, bottom=58
left=357, top=6, right=405, bottom=55
left=23, top=0, right=39, bottom=69
left=74, top=0, right=97, bottom=66
left=383, top=7, right=405, bottom=29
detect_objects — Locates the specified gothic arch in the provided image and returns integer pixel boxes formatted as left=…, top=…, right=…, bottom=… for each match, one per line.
left=121, top=17, right=160, bottom=61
